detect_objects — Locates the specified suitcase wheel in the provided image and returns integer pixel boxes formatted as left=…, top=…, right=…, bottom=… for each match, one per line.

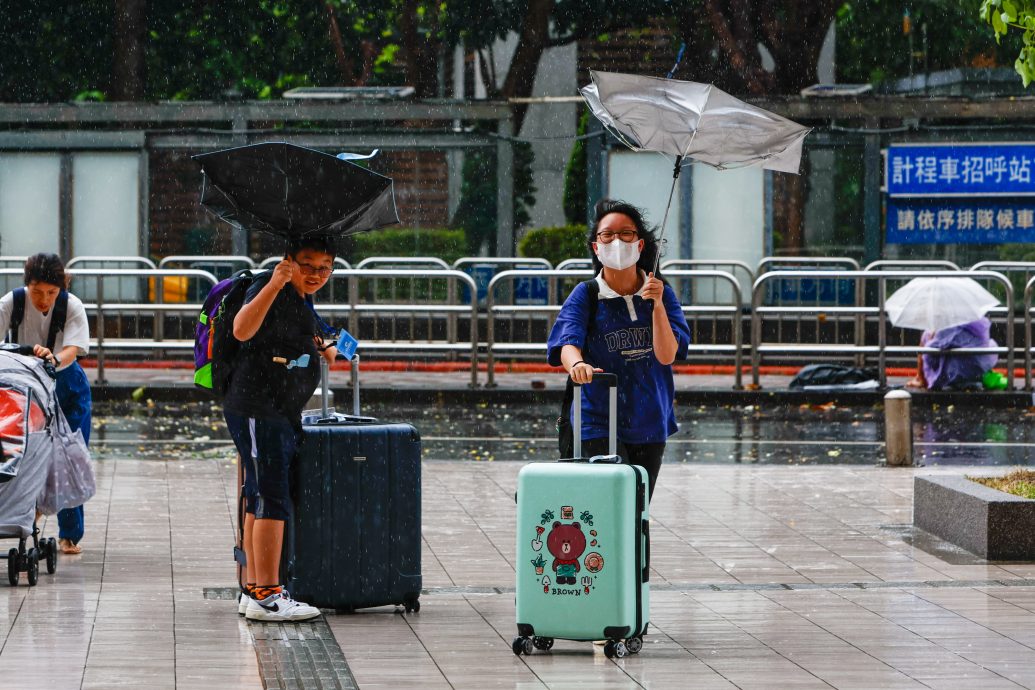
left=626, top=637, right=643, bottom=654
left=603, top=640, right=628, bottom=659
left=532, top=636, right=554, bottom=651
left=512, top=636, right=534, bottom=656
left=404, top=596, right=420, bottom=614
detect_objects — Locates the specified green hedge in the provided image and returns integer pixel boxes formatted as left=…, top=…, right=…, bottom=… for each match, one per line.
left=347, top=227, right=467, bottom=265
left=518, top=224, right=589, bottom=267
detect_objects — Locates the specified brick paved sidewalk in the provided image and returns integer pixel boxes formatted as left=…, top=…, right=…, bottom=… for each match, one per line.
left=7, top=456, right=1035, bottom=689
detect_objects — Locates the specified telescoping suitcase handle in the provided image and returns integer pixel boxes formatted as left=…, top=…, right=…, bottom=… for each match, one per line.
left=302, top=353, right=379, bottom=425
left=572, top=372, right=618, bottom=460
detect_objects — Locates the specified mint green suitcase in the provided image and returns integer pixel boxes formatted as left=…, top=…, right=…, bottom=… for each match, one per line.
left=513, top=374, right=649, bottom=659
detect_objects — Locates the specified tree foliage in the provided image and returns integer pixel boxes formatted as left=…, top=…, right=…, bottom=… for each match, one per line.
left=838, top=0, right=1023, bottom=86
left=980, top=0, right=1035, bottom=86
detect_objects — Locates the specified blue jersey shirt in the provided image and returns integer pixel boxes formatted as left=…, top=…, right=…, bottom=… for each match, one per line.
left=547, top=273, right=691, bottom=444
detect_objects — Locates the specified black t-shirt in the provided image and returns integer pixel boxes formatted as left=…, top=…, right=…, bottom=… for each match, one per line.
left=222, top=273, right=321, bottom=420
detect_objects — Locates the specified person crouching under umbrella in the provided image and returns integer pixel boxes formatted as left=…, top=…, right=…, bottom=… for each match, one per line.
left=906, top=317, right=998, bottom=391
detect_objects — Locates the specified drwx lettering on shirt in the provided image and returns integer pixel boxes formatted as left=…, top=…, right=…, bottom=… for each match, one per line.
left=603, top=327, right=652, bottom=352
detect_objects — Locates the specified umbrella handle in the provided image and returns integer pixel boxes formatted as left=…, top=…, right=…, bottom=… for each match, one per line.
left=651, top=155, right=684, bottom=276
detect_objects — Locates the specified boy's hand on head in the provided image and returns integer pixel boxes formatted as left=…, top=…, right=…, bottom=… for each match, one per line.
left=271, top=259, right=295, bottom=290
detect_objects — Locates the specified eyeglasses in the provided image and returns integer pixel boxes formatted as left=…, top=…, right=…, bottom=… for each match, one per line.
left=297, top=262, right=333, bottom=277
left=595, top=230, right=639, bottom=244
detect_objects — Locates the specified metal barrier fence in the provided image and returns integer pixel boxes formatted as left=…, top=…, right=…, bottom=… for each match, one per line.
left=751, top=270, right=1015, bottom=388
left=0, top=267, right=223, bottom=384
left=1, top=254, right=1034, bottom=389
left=31, top=265, right=480, bottom=387
left=484, top=269, right=744, bottom=388
left=1021, top=275, right=1035, bottom=391
left=320, top=268, right=480, bottom=387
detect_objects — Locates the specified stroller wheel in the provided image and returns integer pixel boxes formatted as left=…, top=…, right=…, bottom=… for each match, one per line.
left=7, top=548, right=18, bottom=586
left=45, top=539, right=56, bottom=575
left=25, top=548, right=38, bottom=586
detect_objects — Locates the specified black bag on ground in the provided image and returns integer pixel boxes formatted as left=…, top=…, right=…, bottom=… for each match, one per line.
left=789, top=363, right=878, bottom=388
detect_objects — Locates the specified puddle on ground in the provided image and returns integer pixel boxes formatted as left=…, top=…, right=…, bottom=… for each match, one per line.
left=89, top=399, right=1035, bottom=465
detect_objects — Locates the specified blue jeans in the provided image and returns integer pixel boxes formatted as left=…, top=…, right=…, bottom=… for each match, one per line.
left=55, top=362, right=91, bottom=544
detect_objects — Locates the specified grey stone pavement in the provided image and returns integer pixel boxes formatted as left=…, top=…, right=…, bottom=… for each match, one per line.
left=8, top=454, right=1035, bottom=689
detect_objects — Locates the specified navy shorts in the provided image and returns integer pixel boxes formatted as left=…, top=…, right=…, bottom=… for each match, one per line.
left=224, top=412, right=299, bottom=521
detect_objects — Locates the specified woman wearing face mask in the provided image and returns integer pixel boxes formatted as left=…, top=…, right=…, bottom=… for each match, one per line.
left=547, top=199, right=691, bottom=499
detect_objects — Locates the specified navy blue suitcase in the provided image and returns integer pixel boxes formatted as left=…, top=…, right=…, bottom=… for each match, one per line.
left=285, top=414, right=422, bottom=612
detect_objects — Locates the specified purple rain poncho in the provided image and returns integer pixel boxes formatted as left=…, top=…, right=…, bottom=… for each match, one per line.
left=921, top=318, right=998, bottom=391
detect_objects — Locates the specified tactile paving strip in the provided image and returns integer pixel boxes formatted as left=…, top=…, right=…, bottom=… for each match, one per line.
left=247, top=618, right=358, bottom=690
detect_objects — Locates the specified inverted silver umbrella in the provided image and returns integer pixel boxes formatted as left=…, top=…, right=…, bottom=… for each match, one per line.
left=581, top=70, right=811, bottom=269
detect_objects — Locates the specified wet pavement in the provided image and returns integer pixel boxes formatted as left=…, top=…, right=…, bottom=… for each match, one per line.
left=12, top=365, right=1035, bottom=688
left=12, top=456, right=1035, bottom=689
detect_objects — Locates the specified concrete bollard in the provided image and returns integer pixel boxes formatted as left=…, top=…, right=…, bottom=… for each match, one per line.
left=884, top=390, right=913, bottom=466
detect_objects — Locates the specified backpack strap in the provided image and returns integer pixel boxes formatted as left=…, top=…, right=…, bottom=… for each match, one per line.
left=560, top=279, right=601, bottom=422
left=6, top=288, right=25, bottom=344
left=46, top=290, right=68, bottom=352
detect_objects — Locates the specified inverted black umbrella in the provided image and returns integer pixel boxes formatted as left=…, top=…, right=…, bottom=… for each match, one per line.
left=193, top=142, right=400, bottom=239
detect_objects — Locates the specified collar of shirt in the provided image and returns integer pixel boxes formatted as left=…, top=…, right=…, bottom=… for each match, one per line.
left=595, top=269, right=648, bottom=321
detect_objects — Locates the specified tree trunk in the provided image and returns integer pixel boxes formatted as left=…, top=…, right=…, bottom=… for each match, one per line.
left=324, top=2, right=353, bottom=86
left=772, top=172, right=805, bottom=254
left=702, top=0, right=774, bottom=95
left=399, top=0, right=440, bottom=97
left=769, top=1, right=837, bottom=92
left=500, top=0, right=552, bottom=133
left=111, top=0, right=147, bottom=100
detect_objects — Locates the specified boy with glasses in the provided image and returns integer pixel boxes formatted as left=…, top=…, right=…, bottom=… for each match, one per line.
left=223, top=236, right=338, bottom=621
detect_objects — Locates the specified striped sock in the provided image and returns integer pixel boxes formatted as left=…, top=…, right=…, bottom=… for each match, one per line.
left=253, top=585, right=283, bottom=602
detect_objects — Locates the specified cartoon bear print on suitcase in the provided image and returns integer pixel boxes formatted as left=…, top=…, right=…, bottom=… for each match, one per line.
left=529, top=505, right=606, bottom=595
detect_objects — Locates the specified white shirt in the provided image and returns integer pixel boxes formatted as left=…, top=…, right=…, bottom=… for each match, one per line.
left=595, top=270, right=648, bottom=321
left=0, top=290, right=90, bottom=371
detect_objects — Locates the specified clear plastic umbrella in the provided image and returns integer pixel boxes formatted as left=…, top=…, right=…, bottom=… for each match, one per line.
left=580, top=70, right=811, bottom=269
left=885, top=277, right=1000, bottom=332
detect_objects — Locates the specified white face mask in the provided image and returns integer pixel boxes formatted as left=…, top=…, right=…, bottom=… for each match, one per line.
left=595, top=239, right=641, bottom=270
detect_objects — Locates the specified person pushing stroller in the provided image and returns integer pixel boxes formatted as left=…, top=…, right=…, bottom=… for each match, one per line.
left=0, top=253, right=91, bottom=555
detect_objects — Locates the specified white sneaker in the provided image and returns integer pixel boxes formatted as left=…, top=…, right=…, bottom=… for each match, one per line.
left=245, top=592, right=321, bottom=622
left=238, top=588, right=288, bottom=615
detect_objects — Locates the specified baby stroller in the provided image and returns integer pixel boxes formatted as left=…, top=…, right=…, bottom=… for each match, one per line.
left=0, top=345, right=81, bottom=586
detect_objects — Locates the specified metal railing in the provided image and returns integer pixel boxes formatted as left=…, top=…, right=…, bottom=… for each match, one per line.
left=259, top=256, right=353, bottom=270
left=0, top=254, right=1029, bottom=390
left=661, top=259, right=754, bottom=307
left=757, top=256, right=861, bottom=274
left=320, top=268, right=480, bottom=387
left=556, top=258, right=593, bottom=271
left=1021, top=275, right=1035, bottom=391
left=68, top=256, right=158, bottom=270
left=453, top=257, right=552, bottom=271
left=355, top=256, right=450, bottom=270
left=0, top=267, right=221, bottom=384
left=752, top=270, right=1015, bottom=388
left=484, top=269, right=744, bottom=388
left=864, top=260, right=961, bottom=271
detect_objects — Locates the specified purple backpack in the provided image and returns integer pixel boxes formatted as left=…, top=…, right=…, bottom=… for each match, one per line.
left=194, top=270, right=259, bottom=398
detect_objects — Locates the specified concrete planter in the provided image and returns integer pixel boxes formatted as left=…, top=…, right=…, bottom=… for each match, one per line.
left=914, top=475, right=1035, bottom=560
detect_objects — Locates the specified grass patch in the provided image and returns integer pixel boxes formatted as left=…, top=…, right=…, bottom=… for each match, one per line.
left=970, top=469, right=1035, bottom=499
